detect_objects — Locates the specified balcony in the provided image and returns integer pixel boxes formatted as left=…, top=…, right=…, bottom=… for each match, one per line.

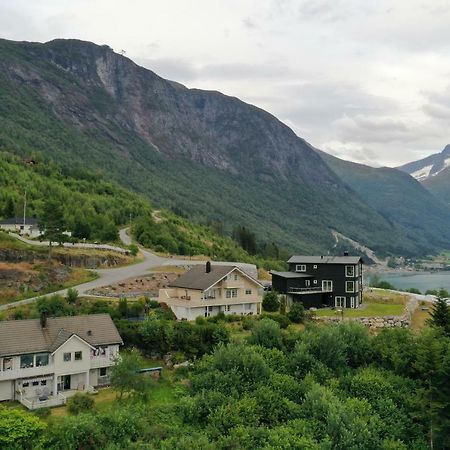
left=90, top=355, right=115, bottom=369
left=0, top=365, right=54, bottom=381
left=288, top=286, right=332, bottom=295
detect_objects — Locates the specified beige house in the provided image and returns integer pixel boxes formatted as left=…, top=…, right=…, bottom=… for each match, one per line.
left=159, top=262, right=264, bottom=321
left=0, top=314, right=122, bottom=410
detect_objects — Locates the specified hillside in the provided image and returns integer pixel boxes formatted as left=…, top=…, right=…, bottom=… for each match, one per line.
left=398, top=145, right=450, bottom=205
left=317, top=150, right=450, bottom=251
left=0, top=152, right=267, bottom=266
left=0, top=38, right=446, bottom=256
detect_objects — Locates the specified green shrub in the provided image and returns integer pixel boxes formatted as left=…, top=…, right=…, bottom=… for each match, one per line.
left=287, top=303, right=305, bottom=324
left=128, top=244, right=139, bottom=256
left=262, top=291, right=280, bottom=312
left=262, top=313, right=290, bottom=329
left=67, top=393, right=95, bottom=415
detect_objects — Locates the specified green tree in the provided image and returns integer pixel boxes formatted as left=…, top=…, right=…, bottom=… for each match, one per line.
left=67, top=392, right=95, bottom=415
left=118, top=297, right=128, bottom=318
left=287, top=302, right=305, bottom=323
left=66, top=288, right=78, bottom=305
left=248, top=318, right=283, bottom=349
left=262, top=291, right=280, bottom=312
left=40, top=197, right=66, bottom=258
left=427, top=297, right=450, bottom=336
left=0, top=406, right=46, bottom=449
left=3, top=196, right=15, bottom=217
left=110, top=349, right=151, bottom=400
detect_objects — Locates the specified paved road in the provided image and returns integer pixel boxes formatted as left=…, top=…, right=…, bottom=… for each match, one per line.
left=9, top=233, right=129, bottom=254
left=0, top=228, right=257, bottom=310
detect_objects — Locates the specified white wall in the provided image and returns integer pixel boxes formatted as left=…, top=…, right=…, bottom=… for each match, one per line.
left=53, top=336, right=92, bottom=376
left=0, top=380, right=13, bottom=401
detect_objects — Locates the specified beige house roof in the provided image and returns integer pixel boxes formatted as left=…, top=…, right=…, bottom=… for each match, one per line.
left=169, top=264, right=263, bottom=291
left=0, top=314, right=122, bottom=357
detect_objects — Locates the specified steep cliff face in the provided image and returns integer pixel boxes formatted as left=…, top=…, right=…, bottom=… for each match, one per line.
left=0, top=38, right=446, bottom=256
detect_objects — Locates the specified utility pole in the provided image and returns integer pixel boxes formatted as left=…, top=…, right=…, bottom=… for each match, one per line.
left=23, top=190, right=27, bottom=230
left=129, top=213, right=132, bottom=230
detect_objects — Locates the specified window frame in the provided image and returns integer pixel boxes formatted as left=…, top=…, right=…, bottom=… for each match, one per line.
left=63, top=352, right=72, bottom=362
left=345, top=265, right=355, bottom=277
left=295, top=264, right=307, bottom=272
left=335, top=296, right=346, bottom=308
left=245, top=289, right=252, bottom=295
left=225, top=289, right=238, bottom=298
left=346, top=281, right=355, bottom=293
left=74, top=351, right=82, bottom=361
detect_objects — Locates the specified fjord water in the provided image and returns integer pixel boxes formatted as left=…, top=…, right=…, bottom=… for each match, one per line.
left=375, top=271, right=450, bottom=292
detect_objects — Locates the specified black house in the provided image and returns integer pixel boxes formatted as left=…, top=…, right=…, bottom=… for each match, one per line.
left=271, top=255, right=363, bottom=309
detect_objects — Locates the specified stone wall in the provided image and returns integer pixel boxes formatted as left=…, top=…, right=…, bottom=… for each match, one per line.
left=314, top=314, right=411, bottom=329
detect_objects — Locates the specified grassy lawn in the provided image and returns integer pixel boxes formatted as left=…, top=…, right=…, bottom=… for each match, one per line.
left=411, top=302, right=432, bottom=331
left=314, top=290, right=408, bottom=318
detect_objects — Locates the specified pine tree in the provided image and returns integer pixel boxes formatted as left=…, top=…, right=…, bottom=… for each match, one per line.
left=427, top=297, right=450, bottom=336
left=3, top=197, right=15, bottom=217
left=40, top=198, right=66, bottom=258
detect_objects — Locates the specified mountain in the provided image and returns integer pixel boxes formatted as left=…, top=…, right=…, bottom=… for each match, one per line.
left=317, top=150, right=450, bottom=252
left=0, top=37, right=447, bottom=257
left=398, top=145, right=450, bottom=182
left=398, top=145, right=450, bottom=205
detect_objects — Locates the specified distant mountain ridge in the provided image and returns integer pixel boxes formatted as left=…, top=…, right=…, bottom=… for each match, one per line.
left=397, top=145, right=450, bottom=204
left=0, top=37, right=449, bottom=256
left=398, top=145, right=450, bottom=181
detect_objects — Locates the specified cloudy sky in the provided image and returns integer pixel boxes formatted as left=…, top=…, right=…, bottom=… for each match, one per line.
left=1, top=0, right=450, bottom=166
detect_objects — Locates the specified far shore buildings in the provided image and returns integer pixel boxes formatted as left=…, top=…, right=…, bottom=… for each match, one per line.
left=0, top=314, right=122, bottom=410
left=271, top=254, right=363, bottom=309
left=159, top=262, right=264, bottom=320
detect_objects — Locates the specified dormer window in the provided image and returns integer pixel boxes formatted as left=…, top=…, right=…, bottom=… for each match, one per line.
left=295, top=264, right=306, bottom=272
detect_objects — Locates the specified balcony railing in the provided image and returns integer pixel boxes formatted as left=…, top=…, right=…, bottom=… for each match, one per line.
left=0, top=365, right=54, bottom=381
left=288, top=286, right=332, bottom=294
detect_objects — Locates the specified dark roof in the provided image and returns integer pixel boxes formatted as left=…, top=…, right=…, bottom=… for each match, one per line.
left=169, top=264, right=262, bottom=291
left=270, top=271, right=313, bottom=279
left=0, top=314, right=122, bottom=357
left=288, top=255, right=362, bottom=265
left=0, top=217, right=39, bottom=226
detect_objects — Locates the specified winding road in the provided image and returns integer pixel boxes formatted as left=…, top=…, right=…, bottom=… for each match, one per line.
left=0, top=229, right=257, bottom=311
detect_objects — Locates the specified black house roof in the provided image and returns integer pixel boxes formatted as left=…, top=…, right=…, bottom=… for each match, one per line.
left=0, top=217, right=39, bottom=226
left=288, top=255, right=362, bottom=265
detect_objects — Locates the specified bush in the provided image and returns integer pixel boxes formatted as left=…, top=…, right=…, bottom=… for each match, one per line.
left=263, top=291, right=280, bottom=312
left=262, top=313, right=291, bottom=329
left=128, top=244, right=139, bottom=256
left=66, top=288, right=79, bottom=304
left=67, top=393, right=95, bottom=415
left=248, top=318, right=283, bottom=349
left=287, top=303, right=305, bottom=324
left=34, top=407, right=51, bottom=418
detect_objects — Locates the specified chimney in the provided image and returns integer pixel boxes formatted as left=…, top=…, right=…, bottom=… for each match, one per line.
left=40, top=312, right=47, bottom=329
left=206, top=261, right=212, bottom=273
left=344, top=251, right=349, bottom=256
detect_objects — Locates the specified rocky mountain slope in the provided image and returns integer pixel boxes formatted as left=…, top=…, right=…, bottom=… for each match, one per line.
left=317, top=150, right=450, bottom=251
left=398, top=145, right=450, bottom=204
left=0, top=38, right=448, bottom=256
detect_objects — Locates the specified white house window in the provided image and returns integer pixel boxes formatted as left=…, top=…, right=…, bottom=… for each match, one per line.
left=226, top=289, right=238, bottom=298
left=335, top=296, right=346, bottom=308
left=346, top=281, right=355, bottom=293
left=35, top=354, right=49, bottom=367
left=313, top=280, right=318, bottom=285
left=204, top=289, right=216, bottom=299
left=99, top=367, right=107, bottom=377
left=346, top=265, right=355, bottom=277
left=313, top=265, right=317, bottom=269
left=234, top=274, right=238, bottom=281
left=305, top=280, right=311, bottom=287
left=322, top=280, right=333, bottom=291
left=20, top=354, right=34, bottom=369
left=22, top=382, right=29, bottom=387
left=295, top=264, right=306, bottom=272
left=63, top=352, right=71, bottom=362
left=41, top=380, right=47, bottom=386
left=350, top=297, right=356, bottom=308
left=3, top=357, right=12, bottom=371
left=245, top=289, right=252, bottom=295
left=225, top=305, right=231, bottom=312
left=75, top=351, right=82, bottom=361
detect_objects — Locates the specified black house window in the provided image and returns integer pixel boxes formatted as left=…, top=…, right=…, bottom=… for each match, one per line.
left=295, top=264, right=306, bottom=272
left=346, top=265, right=355, bottom=277
left=346, top=281, right=355, bottom=293
left=75, top=351, right=82, bottom=361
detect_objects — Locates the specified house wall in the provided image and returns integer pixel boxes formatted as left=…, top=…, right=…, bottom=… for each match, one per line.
left=0, top=380, right=13, bottom=401
left=53, top=337, right=92, bottom=376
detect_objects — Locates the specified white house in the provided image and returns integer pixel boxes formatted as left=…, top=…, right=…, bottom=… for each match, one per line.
left=0, top=314, right=122, bottom=410
left=159, top=262, right=264, bottom=321
left=0, top=217, right=41, bottom=237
